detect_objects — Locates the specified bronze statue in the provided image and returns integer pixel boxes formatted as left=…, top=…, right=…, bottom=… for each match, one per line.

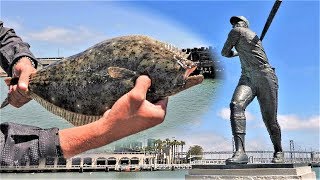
left=221, top=16, right=284, bottom=164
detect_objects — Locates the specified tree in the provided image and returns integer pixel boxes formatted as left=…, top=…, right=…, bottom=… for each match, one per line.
left=186, top=145, right=203, bottom=162
left=180, top=141, right=186, bottom=163
left=155, top=139, right=164, bottom=163
left=180, top=141, right=185, bottom=154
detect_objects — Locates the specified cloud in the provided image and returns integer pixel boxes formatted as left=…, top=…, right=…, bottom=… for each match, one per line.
left=217, top=108, right=256, bottom=121
left=2, top=19, right=23, bottom=30
left=26, top=26, right=106, bottom=45
left=181, top=132, right=232, bottom=151
left=278, top=114, right=320, bottom=131
left=172, top=131, right=272, bottom=152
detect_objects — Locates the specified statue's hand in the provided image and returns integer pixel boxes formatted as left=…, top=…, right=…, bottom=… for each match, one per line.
left=232, top=51, right=239, bottom=57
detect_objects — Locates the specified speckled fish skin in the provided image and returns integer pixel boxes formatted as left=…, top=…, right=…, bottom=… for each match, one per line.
left=27, top=35, right=203, bottom=124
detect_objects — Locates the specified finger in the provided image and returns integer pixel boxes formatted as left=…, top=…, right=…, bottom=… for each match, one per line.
left=134, top=75, right=151, bottom=93
left=18, top=69, right=31, bottom=92
left=129, top=75, right=151, bottom=102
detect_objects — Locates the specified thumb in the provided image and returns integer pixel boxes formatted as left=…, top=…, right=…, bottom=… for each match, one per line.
left=18, top=70, right=31, bottom=92
left=129, top=75, right=151, bottom=103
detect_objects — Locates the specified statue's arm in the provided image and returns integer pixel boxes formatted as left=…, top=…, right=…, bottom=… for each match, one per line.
left=221, top=28, right=239, bottom=58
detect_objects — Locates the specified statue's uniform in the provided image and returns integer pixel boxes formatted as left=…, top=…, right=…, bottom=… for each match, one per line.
left=221, top=19, right=283, bottom=164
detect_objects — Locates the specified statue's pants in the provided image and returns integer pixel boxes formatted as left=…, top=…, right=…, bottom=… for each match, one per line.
left=230, top=66, right=282, bottom=152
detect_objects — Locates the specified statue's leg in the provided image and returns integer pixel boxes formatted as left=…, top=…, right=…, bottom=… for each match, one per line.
left=257, top=70, right=284, bottom=163
left=226, top=81, right=255, bottom=165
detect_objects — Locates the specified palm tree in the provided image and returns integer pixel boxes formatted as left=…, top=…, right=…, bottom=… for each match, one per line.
left=155, top=139, right=162, bottom=152
left=155, top=139, right=163, bottom=163
left=176, top=141, right=182, bottom=163
left=165, top=138, right=172, bottom=164
left=172, top=139, right=180, bottom=164
left=180, top=141, right=185, bottom=154
left=180, top=141, right=186, bottom=163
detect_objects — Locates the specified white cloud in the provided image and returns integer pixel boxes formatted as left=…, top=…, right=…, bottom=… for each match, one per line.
left=26, top=26, right=106, bottom=45
left=3, top=3, right=208, bottom=57
left=217, top=108, right=256, bottom=121
left=218, top=108, right=320, bottom=131
left=2, top=19, right=23, bottom=30
left=278, top=114, right=320, bottom=131
left=182, top=132, right=232, bottom=151
left=172, top=131, right=272, bottom=152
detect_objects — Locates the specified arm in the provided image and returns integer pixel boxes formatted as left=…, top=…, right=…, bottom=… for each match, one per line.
left=0, top=21, right=38, bottom=75
left=0, top=76, right=167, bottom=164
left=0, top=21, right=38, bottom=107
left=59, top=75, right=168, bottom=158
left=221, top=28, right=240, bottom=58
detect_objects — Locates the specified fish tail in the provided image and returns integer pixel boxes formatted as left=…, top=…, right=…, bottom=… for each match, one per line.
left=1, top=77, right=19, bottom=109
left=0, top=98, right=9, bottom=109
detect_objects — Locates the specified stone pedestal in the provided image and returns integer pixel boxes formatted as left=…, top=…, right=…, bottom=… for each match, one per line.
left=186, top=163, right=316, bottom=180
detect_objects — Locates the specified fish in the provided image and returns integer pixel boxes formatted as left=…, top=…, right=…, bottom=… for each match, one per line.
left=1, top=35, right=204, bottom=126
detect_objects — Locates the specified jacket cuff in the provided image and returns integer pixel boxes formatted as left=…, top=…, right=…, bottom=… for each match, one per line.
left=10, top=53, right=38, bottom=76
left=39, top=128, right=63, bottom=158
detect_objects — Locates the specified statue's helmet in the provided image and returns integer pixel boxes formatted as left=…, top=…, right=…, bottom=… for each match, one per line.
left=230, top=16, right=249, bottom=27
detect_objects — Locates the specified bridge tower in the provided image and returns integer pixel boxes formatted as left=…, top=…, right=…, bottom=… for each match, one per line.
left=290, top=140, right=295, bottom=162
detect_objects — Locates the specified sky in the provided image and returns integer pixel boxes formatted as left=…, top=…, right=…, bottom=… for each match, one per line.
left=1, top=0, right=319, bottom=152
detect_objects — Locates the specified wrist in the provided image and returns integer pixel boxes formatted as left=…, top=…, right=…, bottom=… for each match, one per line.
left=12, top=56, right=36, bottom=76
left=16, top=56, right=36, bottom=67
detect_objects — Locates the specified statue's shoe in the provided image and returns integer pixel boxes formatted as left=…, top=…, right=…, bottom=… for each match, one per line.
left=271, top=151, right=284, bottom=163
left=225, top=151, right=249, bottom=165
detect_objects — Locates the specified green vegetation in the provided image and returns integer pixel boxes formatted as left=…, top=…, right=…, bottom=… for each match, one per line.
left=186, top=145, right=204, bottom=162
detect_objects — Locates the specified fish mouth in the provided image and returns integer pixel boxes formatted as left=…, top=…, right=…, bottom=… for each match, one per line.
left=175, top=57, right=204, bottom=90
left=183, top=66, right=204, bottom=89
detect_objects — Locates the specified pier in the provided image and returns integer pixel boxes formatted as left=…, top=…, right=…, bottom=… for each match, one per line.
left=1, top=150, right=319, bottom=173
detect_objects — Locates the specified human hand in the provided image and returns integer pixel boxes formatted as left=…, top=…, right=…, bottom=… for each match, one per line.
left=59, top=75, right=168, bottom=158
left=7, top=57, right=36, bottom=108
left=100, top=75, right=168, bottom=139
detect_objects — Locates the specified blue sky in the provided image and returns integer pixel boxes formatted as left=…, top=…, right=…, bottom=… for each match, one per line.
left=1, top=1, right=319, bottom=152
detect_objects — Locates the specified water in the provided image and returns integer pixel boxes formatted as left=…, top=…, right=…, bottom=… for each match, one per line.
left=1, top=168, right=319, bottom=179
left=0, top=170, right=189, bottom=180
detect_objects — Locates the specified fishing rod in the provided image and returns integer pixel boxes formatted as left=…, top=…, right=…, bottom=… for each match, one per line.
left=260, top=0, right=283, bottom=41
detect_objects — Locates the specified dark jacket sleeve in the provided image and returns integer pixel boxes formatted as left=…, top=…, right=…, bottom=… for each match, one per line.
left=0, top=122, right=63, bottom=166
left=0, top=21, right=38, bottom=76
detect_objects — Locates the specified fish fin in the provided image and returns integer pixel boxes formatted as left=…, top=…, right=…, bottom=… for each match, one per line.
left=107, top=67, right=136, bottom=79
left=0, top=97, right=9, bottom=109
left=157, top=41, right=190, bottom=60
left=30, top=93, right=101, bottom=126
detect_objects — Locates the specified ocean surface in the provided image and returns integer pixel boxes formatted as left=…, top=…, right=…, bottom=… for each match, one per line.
left=0, top=78, right=319, bottom=179
left=1, top=168, right=319, bottom=179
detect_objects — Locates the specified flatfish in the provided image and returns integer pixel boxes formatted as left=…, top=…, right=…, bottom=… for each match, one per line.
left=1, top=35, right=204, bottom=126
